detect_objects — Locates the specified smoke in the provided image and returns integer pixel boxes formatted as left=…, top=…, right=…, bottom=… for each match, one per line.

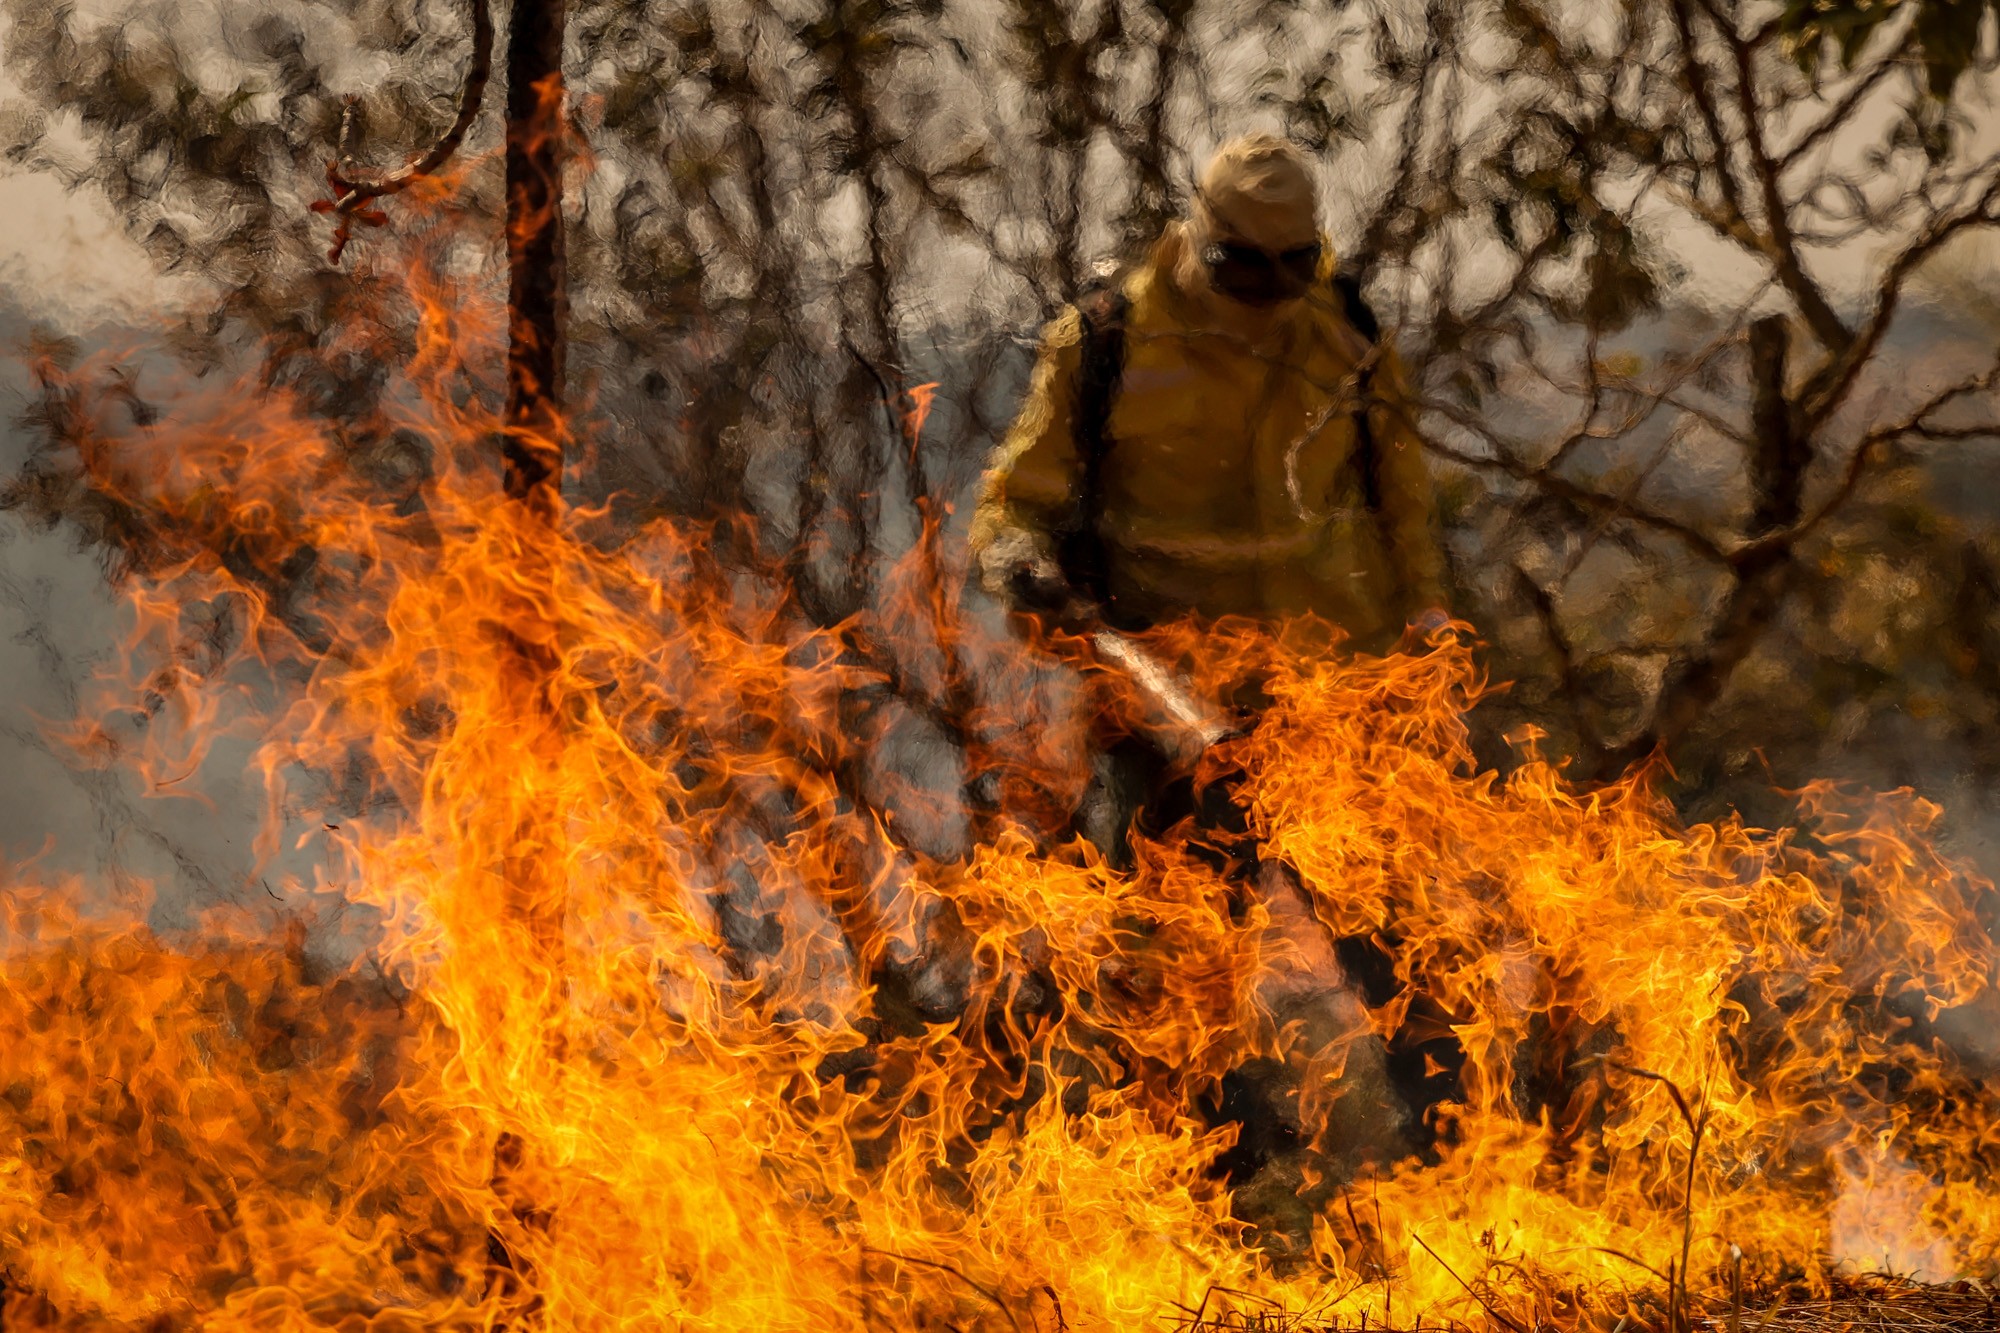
left=0, top=168, right=167, bottom=328
left=0, top=164, right=349, bottom=942
left=1830, top=1151, right=1959, bottom=1284
left=0, top=153, right=175, bottom=889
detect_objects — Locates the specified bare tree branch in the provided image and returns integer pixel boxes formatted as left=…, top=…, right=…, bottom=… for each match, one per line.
left=315, top=0, right=494, bottom=263
left=1706, top=0, right=1853, bottom=353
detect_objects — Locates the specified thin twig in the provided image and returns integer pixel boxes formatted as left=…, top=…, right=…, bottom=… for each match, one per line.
left=313, top=0, right=494, bottom=262
left=1409, top=1232, right=1529, bottom=1333
left=860, top=1245, right=1024, bottom=1333
left=1608, top=1060, right=1709, bottom=1333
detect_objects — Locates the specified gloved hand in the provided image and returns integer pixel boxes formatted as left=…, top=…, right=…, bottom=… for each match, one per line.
left=1005, top=556, right=1077, bottom=620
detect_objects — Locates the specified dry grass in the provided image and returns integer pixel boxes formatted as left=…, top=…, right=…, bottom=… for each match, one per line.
left=1165, top=1275, right=1999, bottom=1333
left=1729, top=1277, right=1998, bottom=1333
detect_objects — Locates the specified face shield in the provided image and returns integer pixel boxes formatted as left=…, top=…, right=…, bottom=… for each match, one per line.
left=1199, top=238, right=1322, bottom=308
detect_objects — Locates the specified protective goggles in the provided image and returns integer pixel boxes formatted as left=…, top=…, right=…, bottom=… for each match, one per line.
left=1200, top=239, right=1321, bottom=307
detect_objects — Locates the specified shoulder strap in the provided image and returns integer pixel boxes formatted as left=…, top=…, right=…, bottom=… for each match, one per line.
left=1331, top=272, right=1385, bottom=514
left=1057, top=286, right=1130, bottom=607
left=1330, top=271, right=1380, bottom=342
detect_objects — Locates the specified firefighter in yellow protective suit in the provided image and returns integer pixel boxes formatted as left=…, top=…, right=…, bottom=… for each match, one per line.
left=970, top=133, right=1446, bottom=652
left=968, top=137, right=1445, bottom=1216
left=971, top=133, right=1448, bottom=863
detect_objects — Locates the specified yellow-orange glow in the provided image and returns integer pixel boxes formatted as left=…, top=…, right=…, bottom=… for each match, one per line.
left=1, top=234, right=1994, bottom=1332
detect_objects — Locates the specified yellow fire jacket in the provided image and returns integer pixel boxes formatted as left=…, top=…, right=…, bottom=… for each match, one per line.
left=970, top=228, right=1446, bottom=649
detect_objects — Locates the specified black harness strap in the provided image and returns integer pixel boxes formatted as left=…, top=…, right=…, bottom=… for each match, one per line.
left=1329, top=271, right=1384, bottom=515
left=1058, top=286, right=1130, bottom=612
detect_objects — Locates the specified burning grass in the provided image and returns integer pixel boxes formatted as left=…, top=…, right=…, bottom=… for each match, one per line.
left=1165, top=1274, right=2000, bottom=1333
left=1, top=250, right=1996, bottom=1332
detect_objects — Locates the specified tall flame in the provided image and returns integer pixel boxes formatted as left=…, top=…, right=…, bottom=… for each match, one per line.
left=1, top=233, right=1994, bottom=1332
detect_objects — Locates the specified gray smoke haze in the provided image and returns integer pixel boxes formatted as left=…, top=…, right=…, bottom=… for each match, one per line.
left=0, top=163, right=360, bottom=940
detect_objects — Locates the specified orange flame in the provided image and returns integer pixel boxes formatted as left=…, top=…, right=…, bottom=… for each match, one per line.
left=2, top=225, right=1996, bottom=1332
left=905, top=382, right=941, bottom=461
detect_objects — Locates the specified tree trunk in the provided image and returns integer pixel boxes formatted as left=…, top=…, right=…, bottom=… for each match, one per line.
left=495, top=0, right=569, bottom=1021
left=1601, top=318, right=1813, bottom=775
left=503, top=0, right=567, bottom=510
left=486, top=5, right=568, bottom=1319
left=1746, top=315, right=1808, bottom=533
